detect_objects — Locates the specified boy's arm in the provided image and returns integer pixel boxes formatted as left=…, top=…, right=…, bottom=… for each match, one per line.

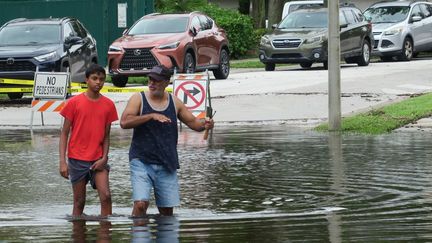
left=59, top=119, right=71, bottom=179
left=175, top=96, right=214, bottom=132
left=91, top=123, right=111, bottom=171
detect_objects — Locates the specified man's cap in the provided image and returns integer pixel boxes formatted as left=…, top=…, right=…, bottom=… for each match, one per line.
left=148, top=65, right=172, bottom=82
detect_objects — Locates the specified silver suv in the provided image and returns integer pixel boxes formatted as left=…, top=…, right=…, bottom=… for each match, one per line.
left=364, top=0, right=432, bottom=61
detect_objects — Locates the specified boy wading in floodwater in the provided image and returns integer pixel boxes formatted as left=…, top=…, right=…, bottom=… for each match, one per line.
left=59, top=64, right=118, bottom=217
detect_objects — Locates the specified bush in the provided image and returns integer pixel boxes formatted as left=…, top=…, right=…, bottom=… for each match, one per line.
left=197, top=4, right=255, bottom=58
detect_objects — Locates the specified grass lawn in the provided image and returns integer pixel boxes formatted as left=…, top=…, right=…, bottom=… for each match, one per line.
left=315, top=93, right=432, bottom=134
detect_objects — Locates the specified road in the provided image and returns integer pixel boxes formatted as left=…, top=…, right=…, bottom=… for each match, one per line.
left=0, top=58, right=431, bottom=128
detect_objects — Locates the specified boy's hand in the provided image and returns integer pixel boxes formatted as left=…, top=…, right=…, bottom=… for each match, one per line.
left=91, top=157, right=108, bottom=171
left=59, top=161, right=69, bottom=179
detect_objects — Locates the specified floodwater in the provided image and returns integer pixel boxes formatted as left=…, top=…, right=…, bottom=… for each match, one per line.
left=1, top=125, right=432, bottom=242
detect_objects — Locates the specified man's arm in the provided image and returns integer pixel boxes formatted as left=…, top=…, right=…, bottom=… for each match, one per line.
left=175, top=96, right=214, bottom=132
left=120, top=92, right=172, bottom=129
left=59, top=119, right=71, bottom=179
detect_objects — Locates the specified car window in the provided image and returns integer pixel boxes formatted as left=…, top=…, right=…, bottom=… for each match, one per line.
left=63, top=23, right=74, bottom=39
left=342, top=9, right=356, bottom=24
left=0, top=24, right=61, bottom=45
left=191, top=16, right=201, bottom=31
left=420, top=4, right=432, bottom=18
left=363, top=6, right=410, bottom=23
left=69, top=21, right=86, bottom=38
left=128, top=17, right=189, bottom=35
left=278, top=11, right=327, bottom=28
left=198, top=15, right=211, bottom=30
left=352, top=8, right=364, bottom=22
left=75, top=21, right=88, bottom=37
left=411, top=5, right=424, bottom=18
left=340, top=12, right=347, bottom=26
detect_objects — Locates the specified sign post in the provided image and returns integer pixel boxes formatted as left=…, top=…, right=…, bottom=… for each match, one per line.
left=30, top=71, right=69, bottom=129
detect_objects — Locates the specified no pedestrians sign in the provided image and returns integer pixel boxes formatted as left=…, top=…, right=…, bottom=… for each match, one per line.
left=33, top=72, right=69, bottom=99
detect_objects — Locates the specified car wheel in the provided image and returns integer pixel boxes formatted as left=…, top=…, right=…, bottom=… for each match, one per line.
left=112, top=75, right=128, bottom=87
left=183, top=52, right=195, bottom=73
left=265, top=63, right=275, bottom=71
left=380, top=56, right=393, bottom=62
left=300, top=62, right=312, bottom=68
left=7, top=93, right=23, bottom=100
left=356, top=39, right=371, bottom=66
left=398, top=38, right=413, bottom=61
left=213, top=49, right=230, bottom=79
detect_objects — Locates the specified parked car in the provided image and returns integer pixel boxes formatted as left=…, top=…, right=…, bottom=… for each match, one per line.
left=282, top=0, right=324, bottom=20
left=363, top=0, right=432, bottom=61
left=259, top=5, right=373, bottom=70
left=107, top=12, right=230, bottom=87
left=0, top=17, right=98, bottom=99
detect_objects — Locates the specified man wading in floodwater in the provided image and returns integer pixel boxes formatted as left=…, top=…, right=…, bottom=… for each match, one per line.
left=59, top=64, right=118, bottom=218
left=120, top=65, right=214, bottom=216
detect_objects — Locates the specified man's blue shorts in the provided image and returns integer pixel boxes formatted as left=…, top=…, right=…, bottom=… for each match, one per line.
left=68, top=158, right=110, bottom=189
left=129, top=158, right=180, bottom=207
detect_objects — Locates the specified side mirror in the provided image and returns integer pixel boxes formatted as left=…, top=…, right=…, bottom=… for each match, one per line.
left=190, top=26, right=198, bottom=36
left=122, top=28, right=128, bottom=35
left=340, top=23, right=348, bottom=29
left=411, top=15, right=422, bottom=23
left=272, top=24, right=278, bottom=29
left=64, top=36, right=82, bottom=49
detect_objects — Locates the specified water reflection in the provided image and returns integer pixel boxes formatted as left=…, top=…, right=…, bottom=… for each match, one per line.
left=1, top=127, right=432, bottom=241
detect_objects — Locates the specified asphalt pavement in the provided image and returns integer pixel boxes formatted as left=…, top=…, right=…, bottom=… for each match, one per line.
left=1, top=59, right=431, bottom=131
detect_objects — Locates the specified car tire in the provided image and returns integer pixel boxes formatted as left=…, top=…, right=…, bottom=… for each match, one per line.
left=265, top=63, right=275, bottom=71
left=398, top=38, right=413, bottom=61
left=112, top=75, right=128, bottom=87
left=356, top=39, right=371, bottom=66
left=183, top=52, right=195, bottom=73
left=7, top=93, right=23, bottom=100
left=300, top=62, right=313, bottom=68
left=213, top=49, right=230, bottom=79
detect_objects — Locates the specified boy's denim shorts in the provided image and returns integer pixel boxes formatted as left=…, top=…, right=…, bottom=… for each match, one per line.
left=129, top=158, right=180, bottom=207
left=68, top=158, right=110, bottom=189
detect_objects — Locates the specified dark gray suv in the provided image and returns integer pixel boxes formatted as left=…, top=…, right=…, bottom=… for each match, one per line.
left=259, top=5, right=374, bottom=70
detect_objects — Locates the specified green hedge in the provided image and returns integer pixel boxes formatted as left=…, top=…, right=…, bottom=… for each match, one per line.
left=198, top=4, right=255, bottom=58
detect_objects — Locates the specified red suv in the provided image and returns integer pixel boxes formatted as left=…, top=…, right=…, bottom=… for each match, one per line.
left=108, top=12, right=230, bottom=87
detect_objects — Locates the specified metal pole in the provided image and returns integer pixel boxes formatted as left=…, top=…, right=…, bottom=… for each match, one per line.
left=328, top=0, right=341, bottom=131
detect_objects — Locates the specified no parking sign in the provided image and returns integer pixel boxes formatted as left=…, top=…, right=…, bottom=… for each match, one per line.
left=173, top=73, right=209, bottom=118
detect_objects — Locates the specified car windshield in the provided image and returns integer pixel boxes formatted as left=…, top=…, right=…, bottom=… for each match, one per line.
left=363, top=6, right=410, bottom=23
left=128, top=17, right=189, bottom=35
left=279, top=11, right=327, bottom=28
left=0, top=24, right=61, bottom=46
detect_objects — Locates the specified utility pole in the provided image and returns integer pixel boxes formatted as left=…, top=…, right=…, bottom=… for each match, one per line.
left=328, top=0, right=341, bottom=131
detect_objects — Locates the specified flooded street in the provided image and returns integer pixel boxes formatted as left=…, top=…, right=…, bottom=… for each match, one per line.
left=1, top=125, right=432, bottom=242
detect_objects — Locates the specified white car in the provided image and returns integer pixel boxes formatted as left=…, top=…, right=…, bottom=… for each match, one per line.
left=282, top=0, right=324, bottom=20
left=364, top=1, right=432, bottom=61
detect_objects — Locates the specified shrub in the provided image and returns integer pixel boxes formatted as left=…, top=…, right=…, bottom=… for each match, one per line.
left=197, top=4, right=255, bottom=58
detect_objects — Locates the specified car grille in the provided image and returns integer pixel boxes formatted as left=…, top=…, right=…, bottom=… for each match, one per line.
left=0, top=58, right=36, bottom=72
left=119, top=48, right=159, bottom=70
left=271, top=53, right=303, bottom=58
left=381, top=40, right=394, bottom=48
left=272, top=39, right=302, bottom=48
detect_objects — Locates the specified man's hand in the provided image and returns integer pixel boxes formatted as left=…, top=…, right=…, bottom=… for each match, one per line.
left=59, top=160, right=69, bottom=179
left=204, top=118, right=214, bottom=130
left=152, top=113, right=172, bottom=123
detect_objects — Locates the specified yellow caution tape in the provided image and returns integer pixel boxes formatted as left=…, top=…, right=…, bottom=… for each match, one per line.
left=0, top=87, right=34, bottom=93
left=0, top=78, right=34, bottom=86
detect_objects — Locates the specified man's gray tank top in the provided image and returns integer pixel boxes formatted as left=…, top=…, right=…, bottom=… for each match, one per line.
left=129, top=92, right=179, bottom=172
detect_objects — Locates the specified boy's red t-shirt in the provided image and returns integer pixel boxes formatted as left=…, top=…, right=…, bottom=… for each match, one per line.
left=60, top=93, right=118, bottom=161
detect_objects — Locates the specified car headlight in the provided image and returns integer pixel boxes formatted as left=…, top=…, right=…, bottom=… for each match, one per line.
left=304, top=35, right=324, bottom=44
left=108, top=45, right=122, bottom=52
left=384, top=27, right=403, bottom=36
left=158, top=41, right=180, bottom=49
left=260, top=36, right=271, bottom=46
left=34, top=51, right=59, bottom=62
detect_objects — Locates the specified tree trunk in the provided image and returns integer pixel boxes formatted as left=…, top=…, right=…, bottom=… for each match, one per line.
left=250, top=0, right=266, bottom=28
left=267, top=0, right=285, bottom=29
